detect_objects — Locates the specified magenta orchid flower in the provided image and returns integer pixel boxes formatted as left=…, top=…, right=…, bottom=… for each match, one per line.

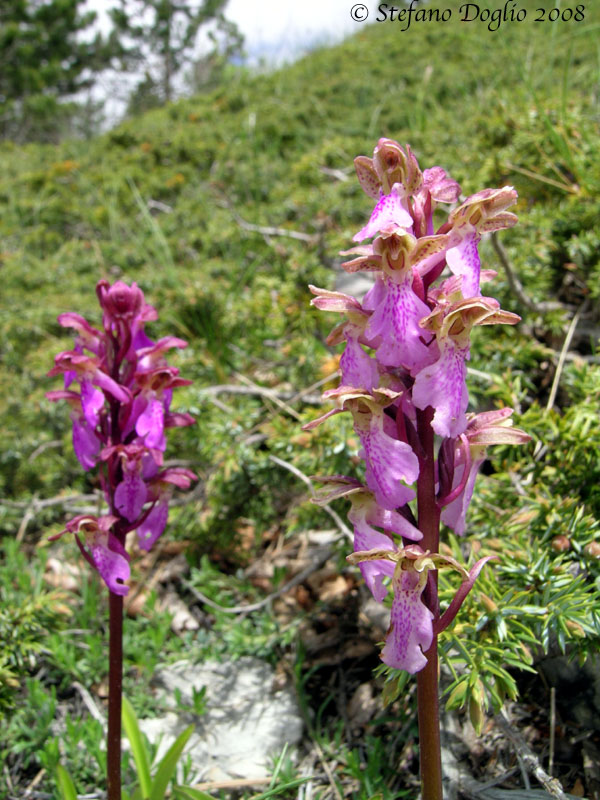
left=138, top=467, right=197, bottom=551
left=413, top=296, right=520, bottom=437
left=48, top=280, right=197, bottom=596
left=48, top=279, right=199, bottom=800
left=49, top=515, right=130, bottom=596
left=309, top=286, right=380, bottom=391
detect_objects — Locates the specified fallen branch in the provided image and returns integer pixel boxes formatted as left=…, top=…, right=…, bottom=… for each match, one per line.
left=320, top=165, right=352, bottom=182
left=269, top=454, right=353, bottom=542
left=198, top=383, right=323, bottom=406
left=189, top=777, right=271, bottom=792
left=16, top=494, right=38, bottom=543
left=181, top=545, right=333, bottom=615
left=1, top=493, right=98, bottom=511
left=235, top=372, right=302, bottom=420
left=73, top=681, right=106, bottom=726
left=545, top=299, right=588, bottom=412
left=495, top=709, right=569, bottom=800
left=219, top=200, right=319, bottom=244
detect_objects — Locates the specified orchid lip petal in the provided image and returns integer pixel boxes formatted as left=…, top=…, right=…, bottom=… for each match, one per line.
left=353, top=186, right=413, bottom=242
left=91, top=534, right=130, bottom=596
left=135, top=397, right=166, bottom=451
left=71, top=416, right=100, bottom=471
left=354, top=408, right=419, bottom=510
left=365, top=275, right=432, bottom=370
left=412, top=341, right=469, bottom=438
left=381, top=568, right=433, bottom=673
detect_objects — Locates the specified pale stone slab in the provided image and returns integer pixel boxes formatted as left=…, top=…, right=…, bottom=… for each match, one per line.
left=138, top=657, right=304, bottom=783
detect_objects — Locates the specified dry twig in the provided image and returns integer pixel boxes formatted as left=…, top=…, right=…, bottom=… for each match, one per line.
left=16, top=494, right=37, bottom=543
left=181, top=545, right=333, bottom=615
left=268, top=454, right=353, bottom=542
left=235, top=372, right=303, bottom=421
left=496, top=709, right=569, bottom=800
left=545, top=300, right=588, bottom=412
left=198, top=383, right=323, bottom=407
left=490, top=233, right=568, bottom=314
left=190, top=777, right=271, bottom=792
left=73, top=681, right=106, bottom=726
left=219, top=199, right=319, bottom=244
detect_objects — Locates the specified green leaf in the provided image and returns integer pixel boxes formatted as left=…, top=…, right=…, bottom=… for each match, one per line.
left=122, top=695, right=152, bottom=798
left=150, top=724, right=194, bottom=800
left=56, top=764, right=78, bottom=800
left=445, top=679, right=468, bottom=709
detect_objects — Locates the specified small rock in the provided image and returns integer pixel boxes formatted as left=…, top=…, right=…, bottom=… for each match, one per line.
left=360, top=595, right=389, bottom=634
left=347, top=682, right=378, bottom=728
left=335, top=272, right=375, bottom=300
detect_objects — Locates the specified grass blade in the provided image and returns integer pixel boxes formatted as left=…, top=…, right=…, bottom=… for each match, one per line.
left=122, top=695, right=152, bottom=798
left=173, top=787, right=215, bottom=800
left=56, top=764, right=78, bottom=800
left=149, top=724, right=194, bottom=800
left=252, top=777, right=310, bottom=799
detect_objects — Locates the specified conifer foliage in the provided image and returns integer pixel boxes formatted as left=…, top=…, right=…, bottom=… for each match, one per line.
left=0, top=0, right=118, bottom=141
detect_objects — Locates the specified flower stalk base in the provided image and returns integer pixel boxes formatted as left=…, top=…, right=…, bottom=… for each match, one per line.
left=417, top=641, right=443, bottom=800
left=107, top=590, right=123, bottom=800
left=416, top=406, right=443, bottom=800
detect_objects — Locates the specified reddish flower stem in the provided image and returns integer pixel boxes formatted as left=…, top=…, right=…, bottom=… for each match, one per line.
left=416, top=407, right=443, bottom=800
left=107, top=589, right=123, bottom=800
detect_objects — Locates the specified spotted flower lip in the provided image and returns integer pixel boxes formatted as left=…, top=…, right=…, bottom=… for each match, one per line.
left=347, top=546, right=495, bottom=672
left=347, top=546, right=437, bottom=673
left=355, top=402, right=419, bottom=510
left=48, top=279, right=197, bottom=596
left=303, top=387, right=419, bottom=510
left=413, top=296, right=521, bottom=437
left=383, top=566, right=433, bottom=672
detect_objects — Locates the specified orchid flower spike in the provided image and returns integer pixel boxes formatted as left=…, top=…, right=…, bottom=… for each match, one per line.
left=306, top=138, right=527, bottom=673
left=48, top=280, right=197, bottom=596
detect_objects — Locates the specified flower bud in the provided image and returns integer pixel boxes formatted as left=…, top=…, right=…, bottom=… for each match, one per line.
left=551, top=535, right=571, bottom=552
left=584, top=541, right=600, bottom=558
left=97, top=279, right=145, bottom=321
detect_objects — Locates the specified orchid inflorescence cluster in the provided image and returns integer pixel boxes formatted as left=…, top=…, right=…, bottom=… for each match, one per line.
left=47, top=280, right=196, bottom=596
left=306, top=139, right=530, bottom=673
